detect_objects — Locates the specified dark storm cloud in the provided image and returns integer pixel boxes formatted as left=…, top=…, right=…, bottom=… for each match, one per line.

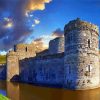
left=0, top=0, right=32, bottom=51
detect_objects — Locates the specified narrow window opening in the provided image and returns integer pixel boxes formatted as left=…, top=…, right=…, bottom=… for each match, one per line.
left=88, top=39, right=90, bottom=48
left=14, top=45, right=16, bottom=52
left=85, top=65, right=91, bottom=76
left=88, top=65, right=91, bottom=72
left=26, top=47, right=27, bottom=52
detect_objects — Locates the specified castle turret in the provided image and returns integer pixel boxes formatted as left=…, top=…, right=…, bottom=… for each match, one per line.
left=49, top=37, right=64, bottom=54
left=7, top=51, right=19, bottom=81
left=64, top=18, right=100, bottom=89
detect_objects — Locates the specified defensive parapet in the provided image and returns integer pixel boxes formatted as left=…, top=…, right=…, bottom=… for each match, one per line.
left=64, top=18, right=100, bottom=90
left=14, top=44, right=36, bottom=60
left=14, top=44, right=27, bottom=52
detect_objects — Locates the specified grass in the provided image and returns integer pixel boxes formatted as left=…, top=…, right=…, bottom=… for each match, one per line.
left=0, top=55, right=6, bottom=64
left=0, top=94, right=9, bottom=100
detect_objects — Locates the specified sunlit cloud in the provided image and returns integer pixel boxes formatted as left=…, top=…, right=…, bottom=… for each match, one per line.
left=26, top=0, right=52, bottom=11
left=32, top=38, right=48, bottom=52
left=0, top=51, right=7, bottom=55
left=25, top=11, right=34, bottom=17
left=32, top=28, right=63, bottom=50
left=52, top=28, right=64, bottom=38
left=30, top=14, right=34, bottom=17
left=4, top=17, right=10, bottom=22
left=2, top=17, right=13, bottom=29
left=4, top=22, right=13, bottom=28
left=25, top=11, right=29, bottom=17
left=32, top=24, right=35, bottom=27
left=34, top=19, right=40, bottom=24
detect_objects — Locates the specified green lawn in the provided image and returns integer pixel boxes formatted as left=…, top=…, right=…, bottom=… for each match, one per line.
left=0, top=55, right=6, bottom=64
left=0, top=94, right=9, bottom=100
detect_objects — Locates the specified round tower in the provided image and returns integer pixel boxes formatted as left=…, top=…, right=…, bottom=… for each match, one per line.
left=64, top=18, right=100, bottom=90
left=49, top=37, right=64, bottom=54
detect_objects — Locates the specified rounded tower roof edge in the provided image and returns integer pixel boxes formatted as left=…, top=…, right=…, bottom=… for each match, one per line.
left=64, top=18, right=99, bottom=35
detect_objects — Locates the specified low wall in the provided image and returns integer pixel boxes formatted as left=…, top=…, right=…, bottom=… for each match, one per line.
left=19, top=53, right=64, bottom=86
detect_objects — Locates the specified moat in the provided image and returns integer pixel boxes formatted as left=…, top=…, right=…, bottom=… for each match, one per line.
left=0, top=81, right=100, bottom=100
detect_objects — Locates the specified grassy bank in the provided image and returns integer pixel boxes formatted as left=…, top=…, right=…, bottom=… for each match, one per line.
left=0, top=55, right=6, bottom=64
left=0, top=94, right=9, bottom=100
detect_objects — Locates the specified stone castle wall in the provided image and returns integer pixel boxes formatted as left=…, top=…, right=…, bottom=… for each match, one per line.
left=64, top=18, right=100, bottom=89
left=7, top=36, right=64, bottom=81
left=7, top=43, right=37, bottom=81
left=6, top=18, right=100, bottom=90
left=14, top=44, right=36, bottom=60
left=19, top=53, right=64, bottom=85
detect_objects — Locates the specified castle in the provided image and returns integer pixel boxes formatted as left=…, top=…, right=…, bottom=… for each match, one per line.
left=6, top=18, right=100, bottom=90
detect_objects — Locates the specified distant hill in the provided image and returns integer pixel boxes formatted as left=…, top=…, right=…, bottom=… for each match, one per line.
left=0, top=55, right=6, bottom=64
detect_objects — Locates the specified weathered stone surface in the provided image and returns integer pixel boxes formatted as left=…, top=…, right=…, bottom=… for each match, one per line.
left=6, top=18, right=100, bottom=90
left=19, top=54, right=64, bottom=85
left=49, top=37, right=64, bottom=54
left=64, top=18, right=100, bottom=89
left=7, top=51, right=19, bottom=81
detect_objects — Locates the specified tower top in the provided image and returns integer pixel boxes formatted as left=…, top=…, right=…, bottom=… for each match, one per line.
left=64, top=18, right=99, bottom=35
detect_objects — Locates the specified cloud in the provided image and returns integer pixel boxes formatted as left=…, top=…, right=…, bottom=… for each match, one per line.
left=0, top=0, right=51, bottom=51
left=34, top=19, right=40, bottom=24
left=33, top=37, right=48, bottom=52
left=52, top=28, right=64, bottom=38
left=34, top=38, right=43, bottom=42
left=32, top=28, right=64, bottom=51
left=40, top=28, right=64, bottom=41
left=26, top=0, right=52, bottom=11
left=31, top=19, right=40, bottom=27
left=3, top=19, right=13, bottom=29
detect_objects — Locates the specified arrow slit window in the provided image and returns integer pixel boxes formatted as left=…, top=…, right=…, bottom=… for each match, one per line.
left=88, top=39, right=90, bottom=48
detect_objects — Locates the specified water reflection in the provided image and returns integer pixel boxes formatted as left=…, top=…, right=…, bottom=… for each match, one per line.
left=0, top=82, right=6, bottom=96
left=7, top=82, right=19, bottom=100
left=0, top=81, right=100, bottom=100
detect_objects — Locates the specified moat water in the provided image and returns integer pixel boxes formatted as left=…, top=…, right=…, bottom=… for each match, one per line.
left=0, top=81, right=100, bottom=100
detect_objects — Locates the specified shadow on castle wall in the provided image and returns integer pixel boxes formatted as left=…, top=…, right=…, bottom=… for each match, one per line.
left=10, top=52, right=64, bottom=88
left=0, top=65, right=6, bottom=80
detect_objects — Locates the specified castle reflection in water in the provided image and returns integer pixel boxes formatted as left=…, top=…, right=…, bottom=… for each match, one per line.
left=0, top=81, right=100, bottom=100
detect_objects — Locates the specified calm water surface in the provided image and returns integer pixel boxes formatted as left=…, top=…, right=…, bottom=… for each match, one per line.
left=0, top=81, right=100, bottom=100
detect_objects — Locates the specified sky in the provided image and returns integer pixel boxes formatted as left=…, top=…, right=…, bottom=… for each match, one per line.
left=0, top=0, right=100, bottom=54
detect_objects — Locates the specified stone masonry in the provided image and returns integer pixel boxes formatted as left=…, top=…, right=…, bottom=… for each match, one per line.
left=64, top=18, right=100, bottom=89
left=6, top=18, right=100, bottom=90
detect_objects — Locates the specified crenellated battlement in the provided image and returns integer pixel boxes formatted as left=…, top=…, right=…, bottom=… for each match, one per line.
left=64, top=18, right=99, bottom=35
